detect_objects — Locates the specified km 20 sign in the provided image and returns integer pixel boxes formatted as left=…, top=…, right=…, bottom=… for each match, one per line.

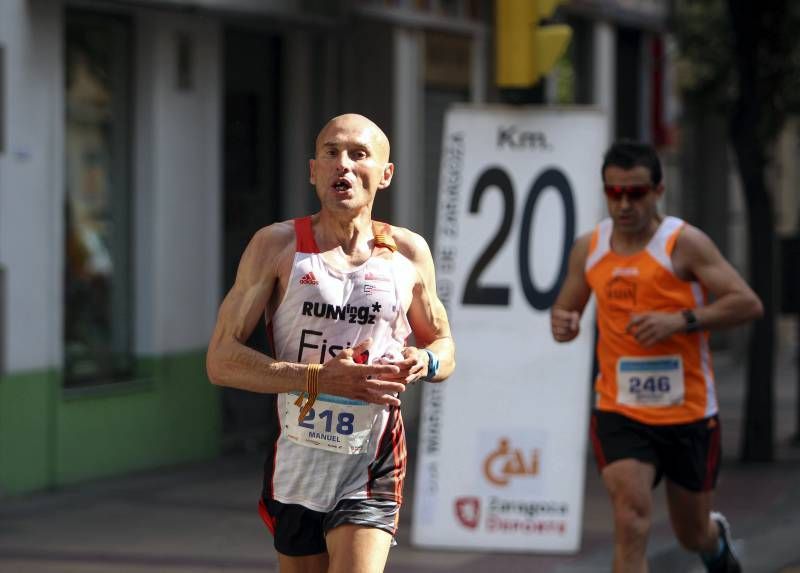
left=412, top=106, right=608, bottom=553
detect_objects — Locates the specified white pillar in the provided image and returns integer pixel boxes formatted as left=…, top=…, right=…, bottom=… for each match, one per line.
left=592, top=20, right=616, bottom=143
left=392, top=27, right=423, bottom=231
left=0, top=0, right=63, bottom=370
left=470, top=29, right=487, bottom=104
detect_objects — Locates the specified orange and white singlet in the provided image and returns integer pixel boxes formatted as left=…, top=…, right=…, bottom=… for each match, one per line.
left=585, top=216, right=717, bottom=425
left=262, top=217, right=414, bottom=512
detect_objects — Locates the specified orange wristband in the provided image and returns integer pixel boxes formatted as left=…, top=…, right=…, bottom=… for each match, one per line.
left=295, top=363, right=321, bottom=422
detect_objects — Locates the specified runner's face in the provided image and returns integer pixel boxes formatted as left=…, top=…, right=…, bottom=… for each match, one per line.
left=603, top=165, right=662, bottom=234
left=309, top=115, right=394, bottom=213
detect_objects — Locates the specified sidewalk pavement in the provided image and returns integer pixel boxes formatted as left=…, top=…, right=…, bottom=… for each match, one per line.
left=1, top=349, right=799, bottom=573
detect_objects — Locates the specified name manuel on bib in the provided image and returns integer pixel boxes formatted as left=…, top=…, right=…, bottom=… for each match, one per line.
left=308, top=431, right=341, bottom=442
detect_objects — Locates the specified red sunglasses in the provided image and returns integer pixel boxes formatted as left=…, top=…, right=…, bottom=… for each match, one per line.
left=603, top=184, right=651, bottom=200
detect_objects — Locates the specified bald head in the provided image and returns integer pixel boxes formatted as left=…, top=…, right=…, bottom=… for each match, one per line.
left=315, top=113, right=391, bottom=163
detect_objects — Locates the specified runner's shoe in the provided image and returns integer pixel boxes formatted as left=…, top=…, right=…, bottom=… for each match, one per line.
left=706, top=511, right=742, bottom=573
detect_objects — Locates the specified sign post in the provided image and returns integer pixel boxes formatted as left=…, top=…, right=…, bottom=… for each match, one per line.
left=412, top=105, right=608, bottom=552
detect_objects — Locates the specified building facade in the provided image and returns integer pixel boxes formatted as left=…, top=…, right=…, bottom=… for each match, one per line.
left=0, top=0, right=671, bottom=495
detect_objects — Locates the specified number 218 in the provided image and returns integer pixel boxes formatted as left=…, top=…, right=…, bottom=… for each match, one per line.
left=299, top=409, right=355, bottom=435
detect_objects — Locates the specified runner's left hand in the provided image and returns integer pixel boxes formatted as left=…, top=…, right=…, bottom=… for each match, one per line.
left=376, top=347, right=427, bottom=385
left=627, top=312, right=686, bottom=347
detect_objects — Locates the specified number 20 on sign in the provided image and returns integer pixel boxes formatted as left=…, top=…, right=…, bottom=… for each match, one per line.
left=462, top=166, right=575, bottom=311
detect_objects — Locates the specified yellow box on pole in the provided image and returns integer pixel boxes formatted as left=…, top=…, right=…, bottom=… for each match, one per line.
left=496, top=0, right=573, bottom=88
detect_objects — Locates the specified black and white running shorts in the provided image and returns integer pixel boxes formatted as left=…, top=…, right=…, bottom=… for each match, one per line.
left=258, top=497, right=400, bottom=557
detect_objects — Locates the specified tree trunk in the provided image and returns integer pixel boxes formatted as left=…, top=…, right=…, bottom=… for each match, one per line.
left=736, top=145, right=776, bottom=462
left=727, top=0, right=776, bottom=462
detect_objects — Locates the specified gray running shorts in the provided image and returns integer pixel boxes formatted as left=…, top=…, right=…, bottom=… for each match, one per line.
left=259, top=497, right=400, bottom=556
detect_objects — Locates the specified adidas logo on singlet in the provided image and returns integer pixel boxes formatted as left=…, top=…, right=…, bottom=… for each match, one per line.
left=299, top=272, right=319, bottom=285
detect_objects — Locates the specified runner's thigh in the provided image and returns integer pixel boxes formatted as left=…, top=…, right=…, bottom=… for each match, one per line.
left=323, top=498, right=399, bottom=573
left=659, top=415, right=721, bottom=492
left=326, top=524, right=392, bottom=573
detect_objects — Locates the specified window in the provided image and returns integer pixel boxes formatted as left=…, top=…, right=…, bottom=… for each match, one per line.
left=64, top=11, right=133, bottom=387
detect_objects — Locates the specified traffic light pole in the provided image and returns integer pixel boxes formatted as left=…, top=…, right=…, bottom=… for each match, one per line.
left=498, top=86, right=546, bottom=105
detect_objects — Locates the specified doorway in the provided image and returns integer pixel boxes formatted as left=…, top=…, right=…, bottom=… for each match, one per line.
left=222, top=27, right=282, bottom=451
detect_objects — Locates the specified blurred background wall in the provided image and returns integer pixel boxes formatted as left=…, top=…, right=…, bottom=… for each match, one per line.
left=0, top=0, right=794, bottom=496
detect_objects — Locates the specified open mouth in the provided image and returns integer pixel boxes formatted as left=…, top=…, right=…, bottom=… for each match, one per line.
left=333, top=179, right=352, bottom=192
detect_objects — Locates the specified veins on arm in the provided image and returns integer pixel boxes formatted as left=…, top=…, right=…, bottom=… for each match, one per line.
left=206, top=223, right=305, bottom=393
left=672, top=225, right=763, bottom=328
left=396, top=228, right=455, bottom=381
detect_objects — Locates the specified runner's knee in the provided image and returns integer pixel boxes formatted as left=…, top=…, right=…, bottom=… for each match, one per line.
left=612, top=496, right=652, bottom=542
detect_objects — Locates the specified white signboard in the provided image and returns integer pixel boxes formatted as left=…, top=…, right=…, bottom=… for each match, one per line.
left=412, top=106, right=608, bottom=552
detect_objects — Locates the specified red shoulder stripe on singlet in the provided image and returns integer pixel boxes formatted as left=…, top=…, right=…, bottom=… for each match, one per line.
left=294, top=216, right=320, bottom=253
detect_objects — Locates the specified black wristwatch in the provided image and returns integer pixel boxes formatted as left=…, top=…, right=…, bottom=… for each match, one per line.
left=682, top=309, right=700, bottom=333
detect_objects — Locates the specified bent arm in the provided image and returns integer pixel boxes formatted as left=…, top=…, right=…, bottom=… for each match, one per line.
left=550, top=233, right=593, bottom=342
left=675, top=226, right=763, bottom=330
left=403, top=232, right=455, bottom=382
left=206, top=225, right=306, bottom=394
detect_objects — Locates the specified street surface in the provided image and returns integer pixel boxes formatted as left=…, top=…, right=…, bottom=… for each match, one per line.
left=1, top=350, right=799, bottom=572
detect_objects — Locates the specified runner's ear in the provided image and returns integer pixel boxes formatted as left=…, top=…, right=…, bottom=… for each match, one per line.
left=377, top=163, right=394, bottom=190
left=309, top=158, right=317, bottom=185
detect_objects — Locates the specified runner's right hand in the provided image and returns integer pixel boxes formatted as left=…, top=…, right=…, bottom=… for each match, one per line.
left=318, top=339, right=405, bottom=406
left=551, top=308, right=581, bottom=342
